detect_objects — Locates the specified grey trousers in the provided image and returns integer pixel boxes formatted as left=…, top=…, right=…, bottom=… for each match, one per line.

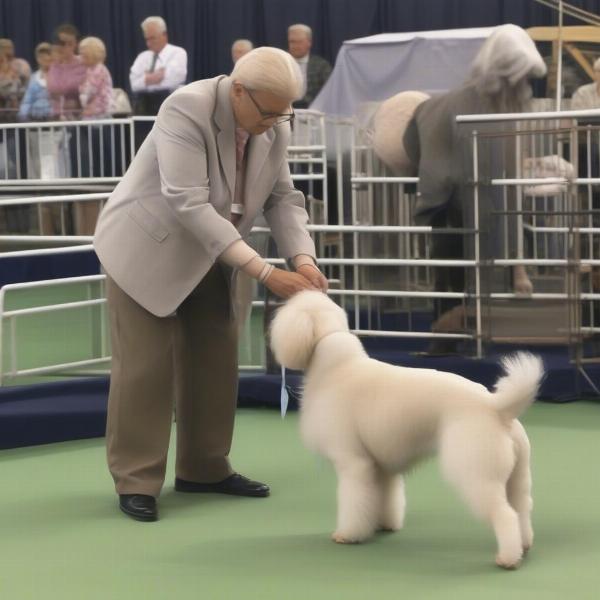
left=105, top=265, right=238, bottom=497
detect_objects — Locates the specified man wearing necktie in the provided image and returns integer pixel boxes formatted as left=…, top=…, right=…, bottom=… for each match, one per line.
left=95, top=47, right=328, bottom=522
left=148, top=52, right=159, bottom=75
left=129, top=16, right=187, bottom=117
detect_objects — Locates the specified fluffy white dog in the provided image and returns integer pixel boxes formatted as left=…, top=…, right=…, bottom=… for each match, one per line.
left=270, top=291, right=544, bottom=569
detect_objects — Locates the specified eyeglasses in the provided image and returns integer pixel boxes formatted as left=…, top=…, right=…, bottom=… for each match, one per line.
left=245, top=88, right=295, bottom=125
left=56, top=38, right=75, bottom=47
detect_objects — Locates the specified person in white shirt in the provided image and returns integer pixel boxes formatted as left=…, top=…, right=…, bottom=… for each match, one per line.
left=129, top=16, right=187, bottom=115
left=571, top=58, right=600, bottom=111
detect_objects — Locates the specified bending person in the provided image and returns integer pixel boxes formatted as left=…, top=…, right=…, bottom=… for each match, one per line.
left=401, top=24, right=547, bottom=353
left=94, top=47, right=328, bottom=522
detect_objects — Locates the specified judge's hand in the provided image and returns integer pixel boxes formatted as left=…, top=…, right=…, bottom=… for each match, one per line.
left=296, top=264, right=328, bottom=292
left=264, top=268, right=318, bottom=299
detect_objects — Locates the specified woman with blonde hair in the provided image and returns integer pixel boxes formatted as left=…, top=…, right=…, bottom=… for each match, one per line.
left=94, top=46, right=327, bottom=522
left=74, top=37, right=114, bottom=234
left=78, top=36, right=113, bottom=119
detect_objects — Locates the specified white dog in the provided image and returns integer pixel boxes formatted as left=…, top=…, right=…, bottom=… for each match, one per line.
left=270, top=291, right=544, bottom=569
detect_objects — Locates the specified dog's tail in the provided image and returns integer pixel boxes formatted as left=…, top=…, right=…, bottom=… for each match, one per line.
left=490, top=352, right=544, bottom=421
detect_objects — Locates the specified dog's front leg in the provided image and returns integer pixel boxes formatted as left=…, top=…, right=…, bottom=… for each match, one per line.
left=332, top=458, right=380, bottom=544
left=378, top=471, right=406, bottom=532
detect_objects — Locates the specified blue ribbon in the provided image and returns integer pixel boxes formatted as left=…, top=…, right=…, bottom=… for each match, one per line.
left=280, top=365, right=289, bottom=418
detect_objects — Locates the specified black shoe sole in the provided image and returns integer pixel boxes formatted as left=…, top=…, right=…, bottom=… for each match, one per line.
left=174, top=482, right=270, bottom=497
left=177, top=488, right=270, bottom=497
left=119, top=505, right=158, bottom=522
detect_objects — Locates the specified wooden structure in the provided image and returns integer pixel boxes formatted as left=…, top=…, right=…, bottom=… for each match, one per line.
left=528, top=26, right=600, bottom=93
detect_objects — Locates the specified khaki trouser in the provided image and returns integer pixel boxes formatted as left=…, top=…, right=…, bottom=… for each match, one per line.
left=73, top=201, right=102, bottom=235
left=105, top=265, right=238, bottom=497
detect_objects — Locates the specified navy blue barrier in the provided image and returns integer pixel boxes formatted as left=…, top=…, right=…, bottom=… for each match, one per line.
left=0, top=250, right=100, bottom=288
left=1, top=345, right=596, bottom=450
left=0, top=377, right=109, bottom=450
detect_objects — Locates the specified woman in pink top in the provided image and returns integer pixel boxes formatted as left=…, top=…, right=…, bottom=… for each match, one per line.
left=79, top=37, right=113, bottom=118
left=46, top=24, right=86, bottom=119
left=74, top=37, right=114, bottom=234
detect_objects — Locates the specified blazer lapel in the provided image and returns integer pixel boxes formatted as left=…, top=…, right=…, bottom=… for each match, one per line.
left=214, top=77, right=236, bottom=200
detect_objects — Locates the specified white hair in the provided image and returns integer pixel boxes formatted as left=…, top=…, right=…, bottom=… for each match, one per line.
left=230, top=46, right=303, bottom=101
left=79, top=36, right=106, bottom=63
left=468, top=24, right=547, bottom=112
left=232, top=39, right=253, bottom=52
left=141, top=16, right=167, bottom=34
left=288, top=24, right=312, bottom=39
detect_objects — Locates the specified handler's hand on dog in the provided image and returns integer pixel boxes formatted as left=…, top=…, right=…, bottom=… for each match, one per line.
left=296, top=264, right=328, bottom=292
left=264, top=268, right=317, bottom=299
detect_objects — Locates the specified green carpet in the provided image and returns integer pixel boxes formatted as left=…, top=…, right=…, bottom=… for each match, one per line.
left=0, top=402, right=599, bottom=600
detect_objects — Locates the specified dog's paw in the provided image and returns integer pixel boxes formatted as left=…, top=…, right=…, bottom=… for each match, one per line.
left=331, top=531, right=365, bottom=544
left=495, top=552, right=523, bottom=570
left=377, top=521, right=403, bottom=533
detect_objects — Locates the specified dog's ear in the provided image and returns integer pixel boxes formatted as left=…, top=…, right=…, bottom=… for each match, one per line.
left=269, top=302, right=315, bottom=371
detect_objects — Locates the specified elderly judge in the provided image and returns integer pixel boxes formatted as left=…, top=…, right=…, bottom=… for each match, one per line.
left=94, top=47, right=327, bottom=522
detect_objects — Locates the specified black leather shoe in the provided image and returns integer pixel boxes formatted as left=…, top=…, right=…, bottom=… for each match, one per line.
left=174, top=474, right=270, bottom=497
left=119, top=494, right=158, bottom=521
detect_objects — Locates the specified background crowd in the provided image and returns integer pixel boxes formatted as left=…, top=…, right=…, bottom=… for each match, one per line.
left=0, top=17, right=332, bottom=123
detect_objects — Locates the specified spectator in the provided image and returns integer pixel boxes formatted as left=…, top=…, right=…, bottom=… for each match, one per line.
left=47, top=24, right=87, bottom=120
left=1, top=46, right=29, bottom=231
left=129, top=16, right=187, bottom=116
left=571, top=58, right=600, bottom=110
left=231, top=39, right=253, bottom=64
left=287, top=24, right=331, bottom=108
left=76, top=36, right=114, bottom=235
left=18, top=42, right=53, bottom=121
left=0, top=38, right=31, bottom=91
left=18, top=43, right=57, bottom=233
left=0, top=45, right=25, bottom=120
left=78, top=37, right=113, bottom=119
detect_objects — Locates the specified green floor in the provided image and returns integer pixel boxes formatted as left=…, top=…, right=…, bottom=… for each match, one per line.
left=1, top=402, right=599, bottom=600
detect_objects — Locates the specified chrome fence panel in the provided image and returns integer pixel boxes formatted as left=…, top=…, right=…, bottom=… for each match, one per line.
left=458, top=108, right=600, bottom=373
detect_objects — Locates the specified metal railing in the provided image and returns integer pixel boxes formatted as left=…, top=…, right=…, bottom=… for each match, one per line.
left=0, top=273, right=108, bottom=384
left=3, top=109, right=600, bottom=383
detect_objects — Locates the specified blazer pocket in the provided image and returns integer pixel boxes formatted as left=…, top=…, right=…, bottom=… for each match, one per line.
left=127, top=200, right=169, bottom=243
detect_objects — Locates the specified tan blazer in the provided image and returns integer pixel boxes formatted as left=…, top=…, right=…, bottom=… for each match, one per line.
left=94, top=75, right=316, bottom=317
